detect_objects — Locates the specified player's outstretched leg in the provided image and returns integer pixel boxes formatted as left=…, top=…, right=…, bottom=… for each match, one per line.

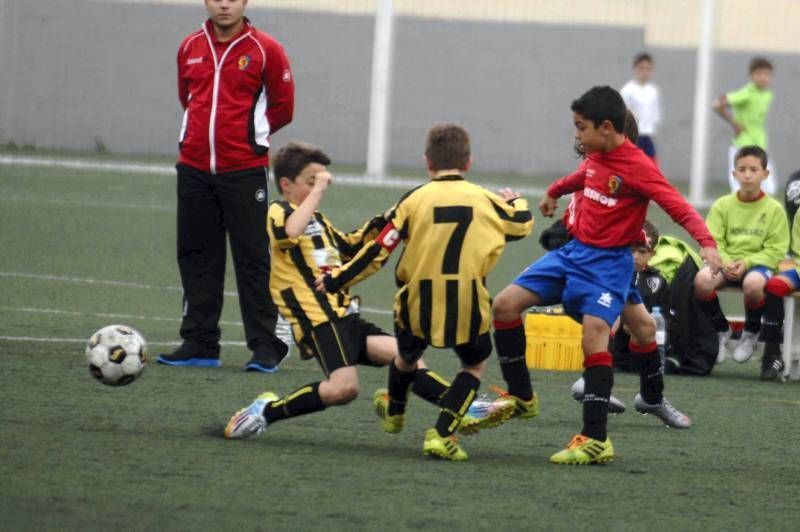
left=489, top=284, right=541, bottom=427
left=225, top=392, right=279, bottom=439
left=619, top=304, right=691, bottom=428
left=226, top=381, right=329, bottom=439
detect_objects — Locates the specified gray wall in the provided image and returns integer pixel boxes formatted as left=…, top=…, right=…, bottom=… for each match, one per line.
left=1, top=0, right=798, bottom=183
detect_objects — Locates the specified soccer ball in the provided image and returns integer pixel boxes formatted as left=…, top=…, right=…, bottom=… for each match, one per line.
left=85, top=325, right=147, bottom=386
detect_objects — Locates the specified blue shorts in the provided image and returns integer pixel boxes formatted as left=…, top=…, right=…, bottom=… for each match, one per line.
left=726, top=265, right=772, bottom=287
left=627, top=278, right=643, bottom=305
left=513, top=239, right=634, bottom=326
left=779, top=268, right=800, bottom=287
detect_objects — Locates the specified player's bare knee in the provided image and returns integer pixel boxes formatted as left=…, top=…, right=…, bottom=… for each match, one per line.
left=632, top=318, right=656, bottom=344
left=581, top=318, right=611, bottom=354
left=693, top=268, right=715, bottom=296
left=329, top=382, right=360, bottom=405
left=742, top=275, right=765, bottom=300
left=492, top=292, right=520, bottom=322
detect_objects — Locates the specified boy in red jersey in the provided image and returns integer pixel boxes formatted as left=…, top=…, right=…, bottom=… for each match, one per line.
left=491, top=86, right=721, bottom=465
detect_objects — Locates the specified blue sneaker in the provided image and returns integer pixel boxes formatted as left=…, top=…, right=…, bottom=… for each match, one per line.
left=156, top=343, right=220, bottom=368
left=224, top=392, right=279, bottom=439
left=244, top=346, right=287, bottom=373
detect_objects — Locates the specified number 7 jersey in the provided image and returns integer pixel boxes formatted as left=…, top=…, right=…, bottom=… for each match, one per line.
left=323, top=175, right=533, bottom=347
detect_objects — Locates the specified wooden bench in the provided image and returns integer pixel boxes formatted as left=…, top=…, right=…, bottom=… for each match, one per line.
left=718, top=286, right=800, bottom=381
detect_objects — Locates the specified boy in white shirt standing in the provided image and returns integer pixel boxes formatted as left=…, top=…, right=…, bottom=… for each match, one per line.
left=621, top=53, right=661, bottom=163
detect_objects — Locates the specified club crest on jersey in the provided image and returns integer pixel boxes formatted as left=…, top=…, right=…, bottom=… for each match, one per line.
left=646, top=277, right=662, bottom=293
left=255, top=189, right=266, bottom=202
left=238, top=55, right=251, bottom=70
left=608, top=175, right=623, bottom=195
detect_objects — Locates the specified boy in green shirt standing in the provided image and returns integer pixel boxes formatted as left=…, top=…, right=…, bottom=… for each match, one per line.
left=713, top=57, right=776, bottom=194
left=694, top=146, right=789, bottom=366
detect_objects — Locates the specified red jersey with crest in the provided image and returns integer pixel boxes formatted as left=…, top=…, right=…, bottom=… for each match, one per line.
left=548, top=140, right=716, bottom=248
left=177, top=18, right=294, bottom=174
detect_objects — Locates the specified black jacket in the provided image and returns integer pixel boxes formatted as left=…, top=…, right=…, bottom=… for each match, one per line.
left=612, top=267, right=671, bottom=371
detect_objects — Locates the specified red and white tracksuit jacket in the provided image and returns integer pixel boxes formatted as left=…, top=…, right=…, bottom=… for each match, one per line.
left=177, top=18, right=294, bottom=174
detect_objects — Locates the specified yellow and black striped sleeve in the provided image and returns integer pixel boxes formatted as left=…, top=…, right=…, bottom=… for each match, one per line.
left=323, top=197, right=412, bottom=292
left=484, top=192, right=534, bottom=241
left=267, top=201, right=300, bottom=250
left=323, top=213, right=388, bottom=261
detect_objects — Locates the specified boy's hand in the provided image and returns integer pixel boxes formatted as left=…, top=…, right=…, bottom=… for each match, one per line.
left=700, top=247, right=723, bottom=274
left=314, top=273, right=329, bottom=293
left=539, top=194, right=558, bottom=217
left=724, top=260, right=746, bottom=281
left=498, top=187, right=521, bottom=202
left=311, top=171, right=333, bottom=193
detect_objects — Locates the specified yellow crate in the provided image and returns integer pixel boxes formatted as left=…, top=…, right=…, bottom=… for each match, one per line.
left=525, top=312, right=583, bottom=371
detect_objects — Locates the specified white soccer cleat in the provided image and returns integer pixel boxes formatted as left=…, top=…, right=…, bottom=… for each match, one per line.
left=224, top=392, right=278, bottom=439
left=633, top=393, right=692, bottom=429
left=717, top=330, right=732, bottom=364
left=732, top=330, right=758, bottom=363
left=570, top=378, right=626, bottom=414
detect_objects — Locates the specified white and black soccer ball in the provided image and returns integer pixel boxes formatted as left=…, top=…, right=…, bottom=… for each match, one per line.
left=85, top=325, right=147, bottom=386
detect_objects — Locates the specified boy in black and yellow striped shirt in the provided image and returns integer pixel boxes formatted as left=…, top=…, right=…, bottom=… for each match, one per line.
left=318, top=124, right=534, bottom=460
left=225, top=142, right=451, bottom=439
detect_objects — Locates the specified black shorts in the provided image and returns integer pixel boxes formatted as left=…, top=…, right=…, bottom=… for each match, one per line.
left=394, top=325, right=492, bottom=367
left=299, top=315, right=389, bottom=377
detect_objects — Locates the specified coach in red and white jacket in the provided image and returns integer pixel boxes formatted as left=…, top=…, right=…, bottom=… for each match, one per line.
left=159, top=0, right=294, bottom=372
left=177, top=12, right=293, bottom=172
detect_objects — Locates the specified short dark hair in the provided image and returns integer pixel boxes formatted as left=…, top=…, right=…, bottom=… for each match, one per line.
left=749, top=56, right=773, bottom=73
left=425, top=123, right=470, bottom=171
left=271, top=142, right=331, bottom=191
left=571, top=86, right=627, bottom=133
left=633, top=52, right=653, bottom=67
left=734, top=145, right=768, bottom=169
left=574, top=108, right=638, bottom=158
left=642, top=220, right=659, bottom=250
left=623, top=109, right=639, bottom=144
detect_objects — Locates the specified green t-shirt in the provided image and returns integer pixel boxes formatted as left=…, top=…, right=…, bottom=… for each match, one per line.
left=792, top=212, right=800, bottom=260
left=706, top=193, right=789, bottom=269
left=726, top=82, right=773, bottom=148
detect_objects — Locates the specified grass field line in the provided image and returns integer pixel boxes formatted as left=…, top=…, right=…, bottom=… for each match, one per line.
left=0, top=335, right=244, bottom=346
left=0, top=271, right=393, bottom=316
left=0, top=154, right=548, bottom=196
left=0, top=193, right=174, bottom=211
left=1, top=306, right=245, bottom=327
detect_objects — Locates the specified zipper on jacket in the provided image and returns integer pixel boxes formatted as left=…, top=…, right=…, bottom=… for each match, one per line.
left=202, top=25, right=251, bottom=174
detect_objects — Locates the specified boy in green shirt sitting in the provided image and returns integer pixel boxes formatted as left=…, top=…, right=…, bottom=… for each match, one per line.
left=693, top=146, right=789, bottom=366
left=713, top=57, right=776, bottom=194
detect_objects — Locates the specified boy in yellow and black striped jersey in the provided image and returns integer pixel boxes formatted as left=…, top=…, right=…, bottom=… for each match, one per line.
left=224, top=142, right=453, bottom=440
left=317, top=124, right=534, bottom=460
